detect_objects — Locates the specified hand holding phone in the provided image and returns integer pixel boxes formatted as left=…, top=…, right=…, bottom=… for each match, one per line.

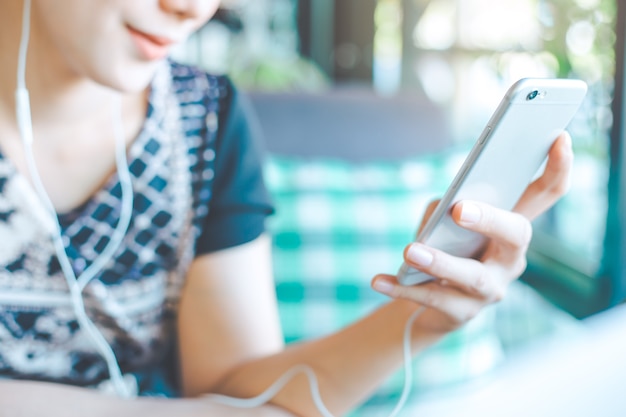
left=397, top=78, right=587, bottom=286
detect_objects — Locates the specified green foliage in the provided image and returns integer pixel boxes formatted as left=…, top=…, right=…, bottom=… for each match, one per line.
left=228, top=54, right=330, bottom=92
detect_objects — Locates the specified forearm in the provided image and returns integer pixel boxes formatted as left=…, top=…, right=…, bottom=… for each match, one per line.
left=0, top=380, right=291, bottom=417
left=214, top=299, right=445, bottom=417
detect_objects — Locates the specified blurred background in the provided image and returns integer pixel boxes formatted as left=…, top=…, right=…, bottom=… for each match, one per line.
left=172, top=0, right=625, bottom=415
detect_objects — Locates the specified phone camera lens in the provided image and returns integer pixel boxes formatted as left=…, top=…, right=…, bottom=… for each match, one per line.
left=527, top=90, right=539, bottom=101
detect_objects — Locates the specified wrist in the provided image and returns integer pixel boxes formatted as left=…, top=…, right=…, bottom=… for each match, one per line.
left=387, top=299, right=448, bottom=353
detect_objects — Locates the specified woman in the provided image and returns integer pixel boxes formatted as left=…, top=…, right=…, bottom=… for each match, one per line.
left=0, top=0, right=573, bottom=416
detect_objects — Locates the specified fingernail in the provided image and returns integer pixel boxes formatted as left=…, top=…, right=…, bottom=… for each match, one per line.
left=563, top=133, right=573, bottom=154
left=373, top=279, right=395, bottom=295
left=562, top=131, right=572, bottom=147
left=460, top=202, right=481, bottom=224
left=407, top=244, right=433, bottom=267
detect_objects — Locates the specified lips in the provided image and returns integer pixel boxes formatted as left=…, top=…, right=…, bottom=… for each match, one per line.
left=127, top=26, right=176, bottom=61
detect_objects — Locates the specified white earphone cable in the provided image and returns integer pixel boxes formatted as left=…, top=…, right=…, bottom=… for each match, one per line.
left=206, top=306, right=426, bottom=417
left=15, top=0, right=134, bottom=398
left=16, top=0, right=30, bottom=90
left=77, top=100, right=134, bottom=292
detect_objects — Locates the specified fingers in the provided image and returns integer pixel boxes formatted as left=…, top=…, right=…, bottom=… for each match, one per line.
left=372, top=274, right=487, bottom=323
left=375, top=133, right=574, bottom=326
left=451, top=201, right=533, bottom=253
left=402, top=243, right=509, bottom=300
left=514, top=131, right=574, bottom=220
left=378, top=200, right=531, bottom=301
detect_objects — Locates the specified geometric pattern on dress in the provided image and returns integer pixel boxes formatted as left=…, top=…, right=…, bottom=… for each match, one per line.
left=0, top=61, right=224, bottom=388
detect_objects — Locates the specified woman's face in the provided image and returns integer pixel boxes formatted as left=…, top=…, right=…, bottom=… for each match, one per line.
left=31, top=0, right=220, bottom=92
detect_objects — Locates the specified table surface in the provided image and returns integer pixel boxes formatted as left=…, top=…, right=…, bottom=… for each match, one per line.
left=362, top=303, right=626, bottom=417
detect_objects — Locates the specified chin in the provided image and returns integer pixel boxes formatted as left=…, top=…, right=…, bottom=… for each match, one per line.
left=90, top=59, right=163, bottom=93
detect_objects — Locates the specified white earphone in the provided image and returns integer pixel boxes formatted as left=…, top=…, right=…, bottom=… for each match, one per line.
left=16, top=0, right=135, bottom=398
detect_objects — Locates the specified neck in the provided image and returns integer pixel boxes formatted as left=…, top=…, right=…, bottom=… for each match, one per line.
left=0, top=1, right=142, bottom=137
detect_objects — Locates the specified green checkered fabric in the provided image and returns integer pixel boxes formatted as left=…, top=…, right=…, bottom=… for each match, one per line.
left=263, top=150, right=584, bottom=415
left=263, top=150, right=508, bottom=409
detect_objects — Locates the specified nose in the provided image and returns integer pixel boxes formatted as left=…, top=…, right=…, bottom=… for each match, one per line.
left=159, top=0, right=217, bottom=20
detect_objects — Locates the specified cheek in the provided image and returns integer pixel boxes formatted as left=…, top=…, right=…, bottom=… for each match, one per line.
left=202, top=0, right=222, bottom=24
left=32, top=0, right=159, bottom=92
left=176, top=0, right=221, bottom=35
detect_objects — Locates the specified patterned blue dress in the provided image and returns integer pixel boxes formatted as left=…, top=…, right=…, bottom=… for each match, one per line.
left=0, top=61, right=273, bottom=395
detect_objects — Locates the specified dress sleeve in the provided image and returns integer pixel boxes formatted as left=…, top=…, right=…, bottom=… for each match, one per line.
left=194, top=79, right=274, bottom=255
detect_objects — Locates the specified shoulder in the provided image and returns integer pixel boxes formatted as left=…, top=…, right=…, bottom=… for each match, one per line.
left=165, top=61, right=251, bottom=140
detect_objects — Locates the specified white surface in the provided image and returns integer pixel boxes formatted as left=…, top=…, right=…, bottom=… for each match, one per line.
left=397, top=304, right=626, bottom=417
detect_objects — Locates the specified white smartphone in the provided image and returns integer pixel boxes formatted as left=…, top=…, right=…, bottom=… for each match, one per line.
left=397, top=78, right=588, bottom=286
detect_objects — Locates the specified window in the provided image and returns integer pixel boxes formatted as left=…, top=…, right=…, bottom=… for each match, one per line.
left=298, top=0, right=622, bottom=317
